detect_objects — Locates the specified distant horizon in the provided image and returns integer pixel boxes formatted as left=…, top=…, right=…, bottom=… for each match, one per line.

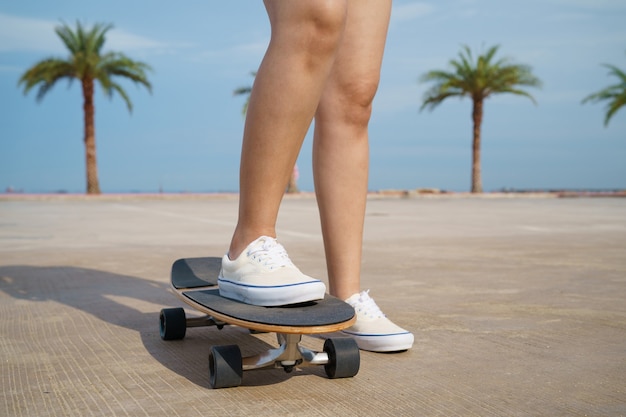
left=3, top=185, right=626, bottom=196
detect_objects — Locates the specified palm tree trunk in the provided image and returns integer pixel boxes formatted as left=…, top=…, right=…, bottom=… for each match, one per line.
left=471, top=98, right=483, bottom=193
left=82, top=78, right=101, bottom=194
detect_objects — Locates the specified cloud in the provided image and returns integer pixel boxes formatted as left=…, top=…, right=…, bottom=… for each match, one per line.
left=548, top=0, right=626, bottom=10
left=391, top=2, right=435, bottom=22
left=375, top=82, right=426, bottom=114
left=0, top=64, right=22, bottom=73
left=0, top=13, right=60, bottom=53
left=106, top=30, right=190, bottom=54
left=0, top=13, right=184, bottom=54
left=189, top=39, right=267, bottom=69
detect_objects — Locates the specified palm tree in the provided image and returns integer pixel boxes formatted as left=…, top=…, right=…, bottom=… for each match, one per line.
left=582, top=56, right=626, bottom=127
left=234, top=71, right=299, bottom=193
left=419, top=45, right=541, bottom=193
left=233, top=71, right=256, bottom=117
left=18, top=21, right=152, bottom=194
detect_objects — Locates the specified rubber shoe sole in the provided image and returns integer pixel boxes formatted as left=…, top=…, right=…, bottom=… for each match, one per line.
left=218, top=278, right=326, bottom=307
left=340, top=329, right=414, bottom=352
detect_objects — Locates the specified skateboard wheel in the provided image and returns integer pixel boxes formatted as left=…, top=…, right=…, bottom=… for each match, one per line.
left=209, top=345, right=243, bottom=389
left=323, top=338, right=360, bottom=379
left=159, top=308, right=186, bottom=340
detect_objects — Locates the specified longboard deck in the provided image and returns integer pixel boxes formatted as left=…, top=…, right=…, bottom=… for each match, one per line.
left=180, top=288, right=355, bottom=334
left=171, top=257, right=220, bottom=289
left=170, top=257, right=355, bottom=334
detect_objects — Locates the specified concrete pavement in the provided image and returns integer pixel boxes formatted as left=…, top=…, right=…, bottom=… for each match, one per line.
left=1, top=194, right=625, bottom=416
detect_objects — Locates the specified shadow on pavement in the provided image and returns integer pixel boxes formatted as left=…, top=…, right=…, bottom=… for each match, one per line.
left=0, top=264, right=311, bottom=388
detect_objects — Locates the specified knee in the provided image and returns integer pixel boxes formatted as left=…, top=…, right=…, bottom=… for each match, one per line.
left=346, top=78, right=379, bottom=116
left=269, top=1, right=347, bottom=58
left=307, top=0, right=348, bottom=35
left=302, top=1, right=348, bottom=60
left=324, top=77, right=380, bottom=128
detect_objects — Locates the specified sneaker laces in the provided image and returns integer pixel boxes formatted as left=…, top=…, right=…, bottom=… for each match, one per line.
left=247, top=236, right=295, bottom=270
left=349, top=290, right=386, bottom=320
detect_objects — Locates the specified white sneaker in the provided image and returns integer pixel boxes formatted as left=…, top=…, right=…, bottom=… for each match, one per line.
left=341, top=290, right=414, bottom=352
left=218, top=236, right=326, bottom=306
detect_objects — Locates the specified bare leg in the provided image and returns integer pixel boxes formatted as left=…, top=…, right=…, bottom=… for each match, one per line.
left=313, top=0, right=392, bottom=300
left=228, top=0, right=348, bottom=259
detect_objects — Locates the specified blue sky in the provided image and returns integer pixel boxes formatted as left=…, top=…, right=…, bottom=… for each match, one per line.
left=1, top=0, right=625, bottom=193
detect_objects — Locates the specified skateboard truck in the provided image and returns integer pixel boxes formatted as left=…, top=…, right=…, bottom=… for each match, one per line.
left=185, top=315, right=226, bottom=330
left=243, top=333, right=329, bottom=373
left=161, top=308, right=360, bottom=389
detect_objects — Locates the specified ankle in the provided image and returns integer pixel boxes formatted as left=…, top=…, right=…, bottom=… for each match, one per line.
left=329, top=282, right=361, bottom=301
left=228, top=230, right=276, bottom=260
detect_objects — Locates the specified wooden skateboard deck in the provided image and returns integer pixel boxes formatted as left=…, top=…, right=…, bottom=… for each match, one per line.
left=160, top=257, right=360, bottom=388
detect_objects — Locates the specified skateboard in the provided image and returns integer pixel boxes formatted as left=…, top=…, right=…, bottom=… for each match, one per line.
left=159, top=257, right=360, bottom=389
